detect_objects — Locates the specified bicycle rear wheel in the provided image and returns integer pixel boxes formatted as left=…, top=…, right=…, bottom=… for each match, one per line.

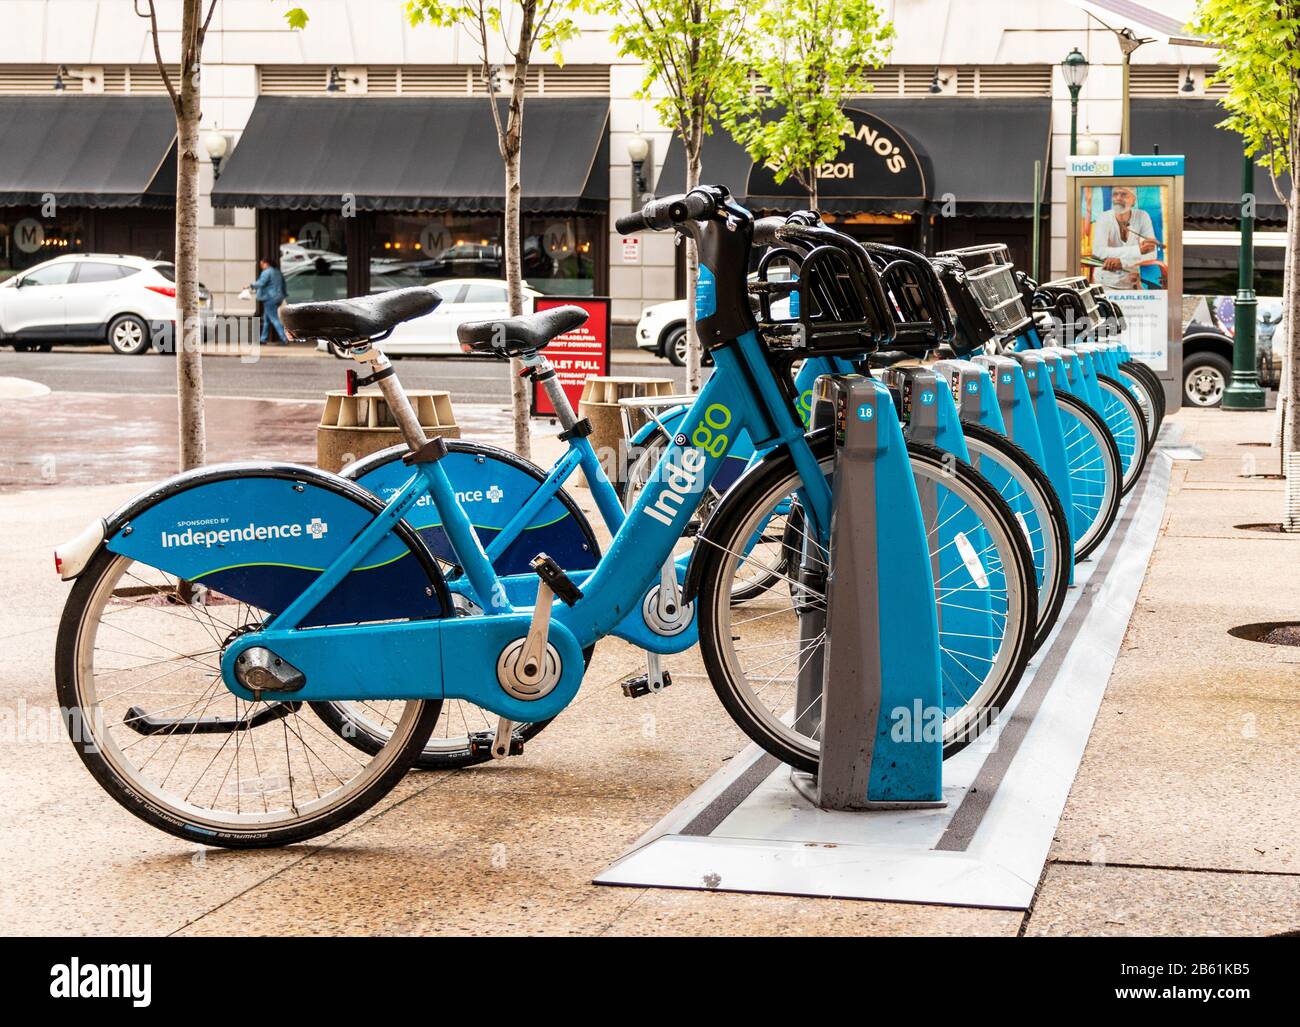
left=695, top=433, right=1037, bottom=771
left=56, top=547, right=441, bottom=849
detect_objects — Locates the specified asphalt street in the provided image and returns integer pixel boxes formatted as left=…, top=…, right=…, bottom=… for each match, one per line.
left=0, top=345, right=689, bottom=404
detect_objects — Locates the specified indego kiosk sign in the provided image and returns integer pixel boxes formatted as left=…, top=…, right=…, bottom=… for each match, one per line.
left=1066, top=153, right=1184, bottom=410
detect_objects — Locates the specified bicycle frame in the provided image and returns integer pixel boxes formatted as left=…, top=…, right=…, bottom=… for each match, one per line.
left=210, top=330, right=833, bottom=721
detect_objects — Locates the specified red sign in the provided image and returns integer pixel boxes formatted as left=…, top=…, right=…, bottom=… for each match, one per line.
left=530, top=295, right=611, bottom=417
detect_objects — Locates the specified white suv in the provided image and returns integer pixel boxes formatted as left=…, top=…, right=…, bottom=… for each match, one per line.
left=0, top=254, right=209, bottom=355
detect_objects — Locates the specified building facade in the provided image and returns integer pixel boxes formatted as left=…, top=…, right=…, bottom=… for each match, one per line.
left=0, top=0, right=1270, bottom=336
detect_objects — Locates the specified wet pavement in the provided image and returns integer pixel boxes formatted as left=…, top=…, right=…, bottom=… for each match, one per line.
left=2, top=407, right=1297, bottom=935
left=0, top=346, right=686, bottom=404
left=0, top=390, right=514, bottom=490
left=0, top=392, right=320, bottom=489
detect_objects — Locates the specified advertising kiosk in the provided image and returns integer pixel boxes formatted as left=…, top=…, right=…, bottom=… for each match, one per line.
left=1066, top=154, right=1185, bottom=411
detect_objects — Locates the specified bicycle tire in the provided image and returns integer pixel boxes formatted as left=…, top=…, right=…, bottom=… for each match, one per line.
left=958, top=420, right=1072, bottom=653
left=1120, top=359, right=1166, bottom=435
left=1055, top=391, right=1122, bottom=562
left=695, top=431, right=1037, bottom=770
left=1097, top=372, right=1151, bottom=494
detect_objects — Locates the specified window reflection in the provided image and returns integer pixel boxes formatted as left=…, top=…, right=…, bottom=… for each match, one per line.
left=368, top=212, right=597, bottom=295
left=278, top=214, right=348, bottom=303
left=0, top=210, right=86, bottom=281
left=523, top=215, right=597, bottom=295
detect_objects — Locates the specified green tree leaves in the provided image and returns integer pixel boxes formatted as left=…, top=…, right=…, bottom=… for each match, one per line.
left=1191, top=0, right=1300, bottom=185
left=608, top=0, right=752, bottom=146
left=722, top=0, right=893, bottom=206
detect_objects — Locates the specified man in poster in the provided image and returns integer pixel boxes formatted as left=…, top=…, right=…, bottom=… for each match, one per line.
left=1090, top=185, right=1158, bottom=289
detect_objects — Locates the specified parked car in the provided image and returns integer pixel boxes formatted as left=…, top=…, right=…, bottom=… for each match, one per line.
left=315, top=278, right=541, bottom=357
left=636, top=299, right=692, bottom=365
left=636, top=270, right=793, bottom=366
left=1183, top=295, right=1284, bottom=407
left=0, top=254, right=208, bottom=355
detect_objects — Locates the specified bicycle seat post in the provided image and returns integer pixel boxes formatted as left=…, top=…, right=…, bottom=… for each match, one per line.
left=521, top=350, right=580, bottom=432
left=351, top=342, right=429, bottom=452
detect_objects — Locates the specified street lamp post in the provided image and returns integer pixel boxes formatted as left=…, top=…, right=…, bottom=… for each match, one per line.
left=1223, top=148, right=1266, bottom=410
left=1060, top=48, right=1090, bottom=156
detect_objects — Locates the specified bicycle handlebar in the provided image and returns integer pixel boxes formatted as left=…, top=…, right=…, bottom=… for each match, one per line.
left=614, top=189, right=718, bottom=235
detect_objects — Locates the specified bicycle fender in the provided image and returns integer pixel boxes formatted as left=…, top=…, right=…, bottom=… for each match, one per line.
left=343, top=441, right=599, bottom=578
left=103, top=462, right=451, bottom=626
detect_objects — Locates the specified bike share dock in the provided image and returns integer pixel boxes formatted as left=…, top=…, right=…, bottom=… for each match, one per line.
left=596, top=423, right=1179, bottom=911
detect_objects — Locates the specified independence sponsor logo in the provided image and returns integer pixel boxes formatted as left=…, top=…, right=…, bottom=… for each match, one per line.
left=160, top=519, right=329, bottom=548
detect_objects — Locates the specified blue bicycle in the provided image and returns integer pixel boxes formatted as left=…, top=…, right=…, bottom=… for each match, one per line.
left=54, top=186, right=1035, bottom=848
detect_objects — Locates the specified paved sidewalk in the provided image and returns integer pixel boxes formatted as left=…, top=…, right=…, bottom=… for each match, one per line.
left=0, top=406, right=1296, bottom=935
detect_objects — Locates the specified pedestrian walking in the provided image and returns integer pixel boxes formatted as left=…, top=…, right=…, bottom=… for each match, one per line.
left=250, top=256, right=289, bottom=344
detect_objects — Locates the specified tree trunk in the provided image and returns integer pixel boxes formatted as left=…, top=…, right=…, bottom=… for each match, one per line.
left=1284, top=98, right=1300, bottom=466
left=808, top=163, right=819, bottom=209
left=503, top=148, right=531, bottom=460
left=684, top=134, right=703, bottom=394
left=175, top=1, right=205, bottom=471
left=500, top=9, right=535, bottom=461
left=1281, top=199, right=1296, bottom=450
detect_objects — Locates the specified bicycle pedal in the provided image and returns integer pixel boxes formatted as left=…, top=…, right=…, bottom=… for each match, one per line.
left=621, top=671, right=672, bottom=698
left=530, top=553, right=583, bottom=606
left=468, top=731, right=524, bottom=758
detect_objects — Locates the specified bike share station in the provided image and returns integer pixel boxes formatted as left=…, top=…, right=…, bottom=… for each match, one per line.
left=597, top=175, right=1187, bottom=910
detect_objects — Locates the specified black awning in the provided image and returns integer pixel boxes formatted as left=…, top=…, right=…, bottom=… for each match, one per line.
left=656, top=98, right=1051, bottom=218
left=212, top=96, right=609, bottom=214
left=0, top=96, right=176, bottom=209
left=1131, top=99, right=1290, bottom=222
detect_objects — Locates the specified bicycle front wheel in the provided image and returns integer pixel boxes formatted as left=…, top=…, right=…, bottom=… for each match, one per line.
left=1057, top=391, right=1123, bottom=561
left=1097, top=373, right=1151, bottom=494
left=696, top=434, right=1037, bottom=772
left=1119, top=360, right=1165, bottom=439
left=959, top=421, right=1071, bottom=653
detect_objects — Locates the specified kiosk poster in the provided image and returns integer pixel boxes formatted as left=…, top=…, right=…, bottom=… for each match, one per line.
left=1076, top=181, right=1170, bottom=371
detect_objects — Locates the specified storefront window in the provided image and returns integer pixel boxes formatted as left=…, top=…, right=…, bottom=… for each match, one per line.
left=371, top=213, right=502, bottom=293
left=0, top=208, right=86, bottom=281
left=275, top=213, right=349, bottom=304
left=522, top=215, right=598, bottom=295
left=367, top=213, right=598, bottom=295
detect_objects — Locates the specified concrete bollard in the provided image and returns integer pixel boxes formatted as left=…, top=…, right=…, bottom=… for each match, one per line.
left=576, top=376, right=674, bottom=488
left=317, top=388, right=459, bottom=472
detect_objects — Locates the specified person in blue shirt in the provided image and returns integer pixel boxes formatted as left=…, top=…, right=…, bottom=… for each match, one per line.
left=250, top=256, right=288, bottom=344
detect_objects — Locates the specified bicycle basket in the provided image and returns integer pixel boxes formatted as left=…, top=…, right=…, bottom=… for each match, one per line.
left=932, top=257, right=996, bottom=354
left=933, top=253, right=1032, bottom=351
left=1090, top=283, right=1127, bottom=335
left=935, top=242, right=1011, bottom=272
